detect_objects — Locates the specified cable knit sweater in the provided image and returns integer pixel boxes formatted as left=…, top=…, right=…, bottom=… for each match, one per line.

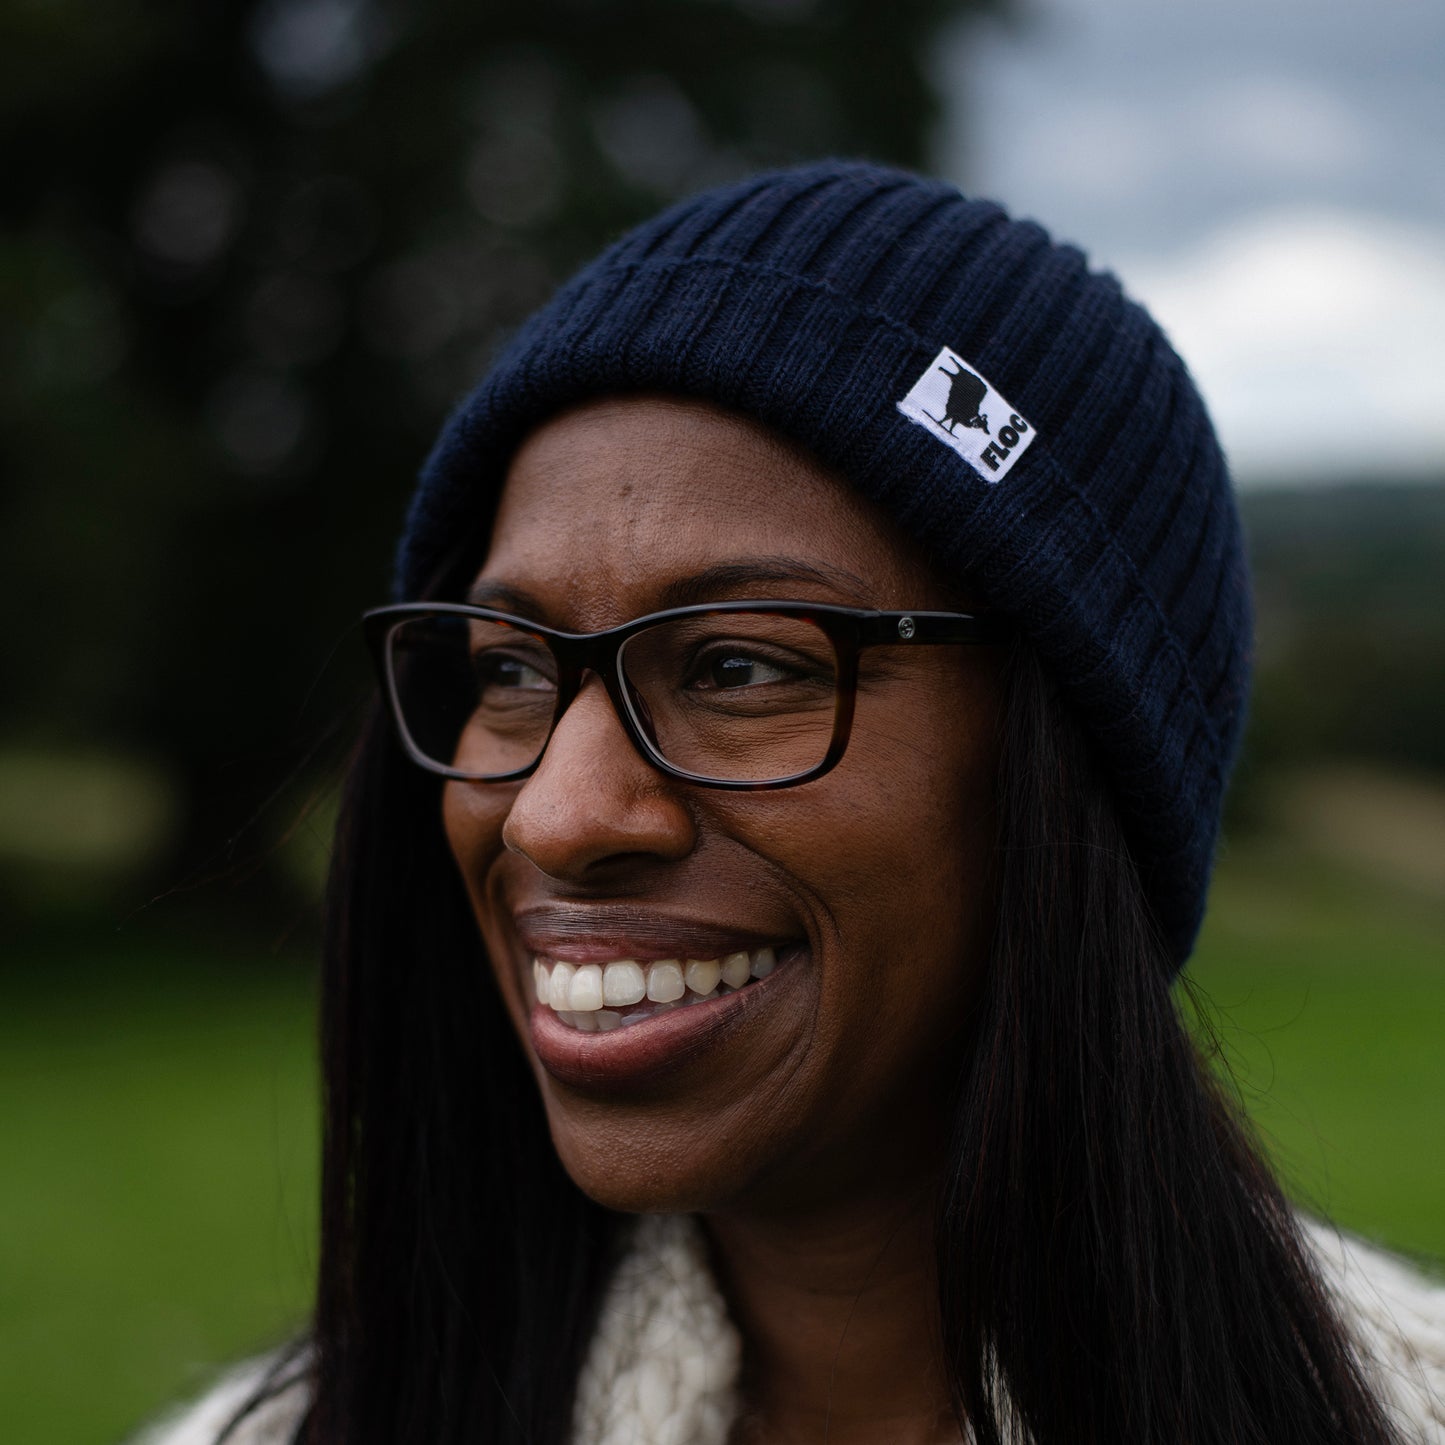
left=136, top=1215, right=1445, bottom=1445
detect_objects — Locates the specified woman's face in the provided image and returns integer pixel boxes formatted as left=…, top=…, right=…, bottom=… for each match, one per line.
left=443, top=396, right=1001, bottom=1216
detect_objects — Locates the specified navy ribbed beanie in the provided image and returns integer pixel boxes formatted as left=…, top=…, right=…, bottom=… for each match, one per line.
left=396, top=161, right=1252, bottom=967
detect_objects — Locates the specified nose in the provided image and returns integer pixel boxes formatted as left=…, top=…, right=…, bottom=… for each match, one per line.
left=500, top=674, right=697, bottom=882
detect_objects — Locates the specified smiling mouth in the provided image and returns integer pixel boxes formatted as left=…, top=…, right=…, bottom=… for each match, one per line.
left=532, top=945, right=795, bottom=1032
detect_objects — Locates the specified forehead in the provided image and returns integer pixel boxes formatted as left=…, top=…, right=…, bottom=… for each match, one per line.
left=478, top=395, right=942, bottom=625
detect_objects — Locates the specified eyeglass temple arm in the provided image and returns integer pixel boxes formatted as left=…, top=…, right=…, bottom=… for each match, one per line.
left=857, top=609, right=1013, bottom=646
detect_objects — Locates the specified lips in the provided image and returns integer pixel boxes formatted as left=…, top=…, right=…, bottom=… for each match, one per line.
left=510, top=905, right=807, bottom=1089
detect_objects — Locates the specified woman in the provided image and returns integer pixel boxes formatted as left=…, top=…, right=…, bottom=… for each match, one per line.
left=147, top=162, right=1445, bottom=1445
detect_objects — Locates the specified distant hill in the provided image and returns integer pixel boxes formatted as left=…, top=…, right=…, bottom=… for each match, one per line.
left=1232, top=482, right=1445, bottom=805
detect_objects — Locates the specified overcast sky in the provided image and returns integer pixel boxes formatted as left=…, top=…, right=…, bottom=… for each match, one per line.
left=935, top=0, right=1445, bottom=485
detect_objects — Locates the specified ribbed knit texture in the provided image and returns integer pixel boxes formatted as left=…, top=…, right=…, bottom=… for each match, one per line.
left=396, top=161, right=1253, bottom=966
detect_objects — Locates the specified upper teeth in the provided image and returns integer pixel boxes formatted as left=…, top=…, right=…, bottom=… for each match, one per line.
left=533, top=947, right=777, bottom=1019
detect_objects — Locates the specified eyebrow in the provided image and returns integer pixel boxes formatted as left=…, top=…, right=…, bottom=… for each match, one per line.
left=465, top=579, right=548, bottom=614
left=464, top=557, right=875, bottom=621
left=656, top=558, right=873, bottom=609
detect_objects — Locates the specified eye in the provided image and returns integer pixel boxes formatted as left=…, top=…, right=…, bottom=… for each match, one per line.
left=472, top=648, right=554, bottom=696
left=691, top=649, right=796, bottom=690
left=622, top=614, right=837, bottom=713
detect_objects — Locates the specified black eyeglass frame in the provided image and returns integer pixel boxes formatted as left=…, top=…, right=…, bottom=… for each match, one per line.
left=363, top=599, right=1012, bottom=791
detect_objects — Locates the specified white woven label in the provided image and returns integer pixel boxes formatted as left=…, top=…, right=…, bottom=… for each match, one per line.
left=896, top=346, right=1036, bottom=482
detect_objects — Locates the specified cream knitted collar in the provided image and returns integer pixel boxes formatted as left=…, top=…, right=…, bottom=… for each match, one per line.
left=572, top=1213, right=741, bottom=1445
left=140, top=1214, right=1445, bottom=1445
left=567, top=1215, right=1445, bottom=1445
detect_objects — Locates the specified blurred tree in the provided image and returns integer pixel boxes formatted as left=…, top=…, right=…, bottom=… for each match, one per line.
left=1240, top=484, right=1445, bottom=781
left=0, top=0, right=1005, bottom=919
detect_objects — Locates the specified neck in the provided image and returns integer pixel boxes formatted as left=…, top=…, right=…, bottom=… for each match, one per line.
left=705, top=1186, right=962, bottom=1445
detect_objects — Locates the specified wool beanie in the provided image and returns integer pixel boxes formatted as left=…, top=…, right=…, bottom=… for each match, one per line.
left=396, top=160, right=1253, bottom=967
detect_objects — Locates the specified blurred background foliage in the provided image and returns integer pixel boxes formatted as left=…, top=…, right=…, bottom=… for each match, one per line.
left=0, top=2, right=1440, bottom=1443
left=1, top=0, right=992, bottom=929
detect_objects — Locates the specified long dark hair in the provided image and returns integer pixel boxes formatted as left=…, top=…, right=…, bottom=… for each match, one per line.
left=937, top=644, right=1401, bottom=1444
left=291, top=638, right=1401, bottom=1444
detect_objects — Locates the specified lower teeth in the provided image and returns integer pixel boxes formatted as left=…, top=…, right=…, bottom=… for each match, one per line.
left=555, top=980, right=754, bottom=1032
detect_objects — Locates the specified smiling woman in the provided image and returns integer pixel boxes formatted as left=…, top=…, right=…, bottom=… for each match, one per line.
left=143, top=162, right=1445, bottom=1445
left=439, top=400, right=1002, bottom=1220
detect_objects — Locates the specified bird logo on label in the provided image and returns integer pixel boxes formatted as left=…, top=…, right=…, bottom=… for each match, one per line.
left=924, top=358, right=990, bottom=435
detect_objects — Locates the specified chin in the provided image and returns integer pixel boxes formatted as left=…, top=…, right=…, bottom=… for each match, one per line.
left=539, top=1087, right=781, bottom=1216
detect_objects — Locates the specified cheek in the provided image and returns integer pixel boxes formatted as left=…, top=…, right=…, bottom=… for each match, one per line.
left=720, top=675, right=998, bottom=1015
left=830, top=682, right=997, bottom=916
left=442, top=779, right=498, bottom=875
left=441, top=781, right=518, bottom=987
left=444, top=766, right=531, bottom=850
left=683, top=698, right=997, bottom=1190
left=820, top=681, right=999, bottom=1036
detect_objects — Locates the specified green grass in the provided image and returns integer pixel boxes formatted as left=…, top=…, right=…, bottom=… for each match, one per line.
left=1187, top=842, right=1445, bottom=1266
left=0, top=935, right=317, bottom=1445
left=1, top=845, right=1440, bottom=1444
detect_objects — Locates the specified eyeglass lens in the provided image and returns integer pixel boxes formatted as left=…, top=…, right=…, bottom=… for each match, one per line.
left=386, top=611, right=841, bottom=784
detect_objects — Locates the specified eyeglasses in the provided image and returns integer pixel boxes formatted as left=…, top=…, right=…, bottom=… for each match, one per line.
left=364, top=600, right=1011, bottom=790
